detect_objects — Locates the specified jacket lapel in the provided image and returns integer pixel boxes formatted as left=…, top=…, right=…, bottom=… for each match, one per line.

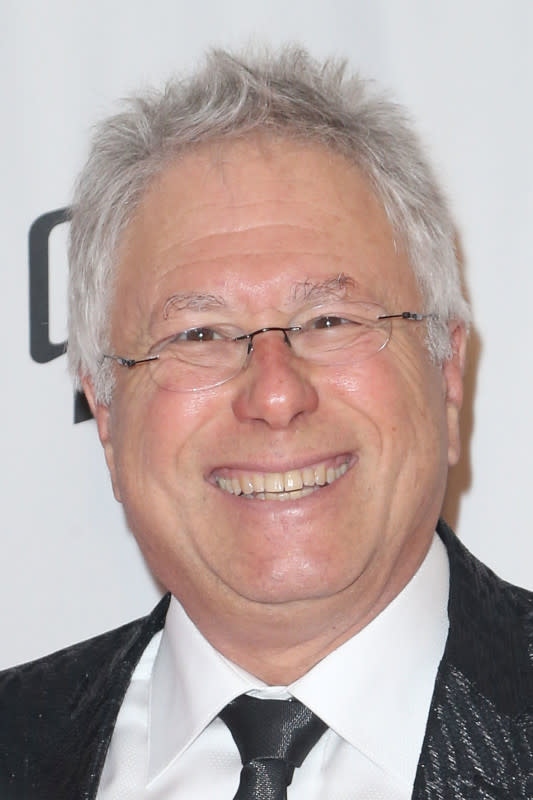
left=0, top=594, right=170, bottom=800
left=65, top=593, right=171, bottom=800
left=412, top=521, right=533, bottom=799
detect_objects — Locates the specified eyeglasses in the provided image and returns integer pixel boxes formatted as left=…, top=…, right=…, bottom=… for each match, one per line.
left=103, top=303, right=435, bottom=393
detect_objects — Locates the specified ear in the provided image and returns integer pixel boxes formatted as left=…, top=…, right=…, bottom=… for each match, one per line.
left=442, top=322, right=467, bottom=467
left=81, top=376, right=122, bottom=503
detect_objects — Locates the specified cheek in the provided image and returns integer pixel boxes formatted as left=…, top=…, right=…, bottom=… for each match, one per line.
left=321, top=357, right=445, bottom=457
left=109, top=383, right=224, bottom=491
left=329, top=358, right=449, bottom=533
left=321, top=360, right=413, bottom=427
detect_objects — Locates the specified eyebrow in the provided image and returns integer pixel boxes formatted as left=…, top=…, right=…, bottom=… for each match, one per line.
left=161, top=273, right=358, bottom=319
left=290, top=274, right=357, bottom=303
left=163, top=292, right=227, bottom=318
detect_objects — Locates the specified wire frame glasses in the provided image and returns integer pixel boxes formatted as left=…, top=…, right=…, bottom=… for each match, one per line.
left=103, top=303, right=434, bottom=393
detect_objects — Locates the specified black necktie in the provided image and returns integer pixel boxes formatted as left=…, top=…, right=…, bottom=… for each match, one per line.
left=219, top=694, right=327, bottom=799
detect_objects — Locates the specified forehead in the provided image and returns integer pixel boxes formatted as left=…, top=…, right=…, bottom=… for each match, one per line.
left=112, top=136, right=419, bottom=335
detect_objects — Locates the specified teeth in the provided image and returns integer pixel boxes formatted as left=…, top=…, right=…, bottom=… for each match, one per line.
left=314, top=464, right=326, bottom=486
left=302, top=467, right=315, bottom=487
left=264, top=473, right=284, bottom=493
left=242, top=486, right=317, bottom=501
left=215, top=459, right=351, bottom=500
left=284, top=470, right=303, bottom=491
left=241, top=476, right=255, bottom=495
left=252, top=473, right=264, bottom=493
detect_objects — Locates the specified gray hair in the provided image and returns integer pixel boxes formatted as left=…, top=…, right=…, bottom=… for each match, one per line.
left=68, top=45, right=470, bottom=404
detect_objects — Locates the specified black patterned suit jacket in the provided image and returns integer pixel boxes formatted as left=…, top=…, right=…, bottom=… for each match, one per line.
left=1, top=520, right=532, bottom=799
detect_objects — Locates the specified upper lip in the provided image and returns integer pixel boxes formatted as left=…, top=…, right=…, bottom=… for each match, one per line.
left=207, top=452, right=356, bottom=480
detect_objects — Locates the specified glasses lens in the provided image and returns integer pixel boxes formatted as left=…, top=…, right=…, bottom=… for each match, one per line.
left=139, top=306, right=393, bottom=392
left=149, top=337, right=247, bottom=392
left=294, top=308, right=391, bottom=365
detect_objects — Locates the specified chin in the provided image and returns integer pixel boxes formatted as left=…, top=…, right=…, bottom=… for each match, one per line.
left=227, top=558, right=355, bottom=606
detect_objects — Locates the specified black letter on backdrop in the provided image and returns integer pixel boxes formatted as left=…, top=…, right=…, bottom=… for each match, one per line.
left=29, top=208, right=92, bottom=423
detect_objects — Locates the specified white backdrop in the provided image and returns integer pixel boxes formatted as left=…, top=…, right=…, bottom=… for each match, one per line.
left=2, top=0, right=532, bottom=669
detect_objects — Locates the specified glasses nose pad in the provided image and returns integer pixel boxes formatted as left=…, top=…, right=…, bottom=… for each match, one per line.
left=248, top=327, right=294, bottom=347
left=240, top=327, right=295, bottom=371
left=243, top=325, right=306, bottom=369
left=281, top=329, right=292, bottom=347
left=239, top=335, right=255, bottom=372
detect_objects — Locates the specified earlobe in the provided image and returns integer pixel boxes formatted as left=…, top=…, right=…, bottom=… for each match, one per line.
left=80, top=376, right=122, bottom=503
left=442, top=322, right=467, bottom=467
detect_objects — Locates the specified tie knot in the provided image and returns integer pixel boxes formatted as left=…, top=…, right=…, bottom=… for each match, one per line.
left=219, top=694, right=327, bottom=769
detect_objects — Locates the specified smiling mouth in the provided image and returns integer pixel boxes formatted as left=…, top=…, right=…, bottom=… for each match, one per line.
left=213, top=456, right=353, bottom=501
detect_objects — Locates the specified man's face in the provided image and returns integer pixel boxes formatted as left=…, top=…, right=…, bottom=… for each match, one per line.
left=85, top=137, right=464, bottom=630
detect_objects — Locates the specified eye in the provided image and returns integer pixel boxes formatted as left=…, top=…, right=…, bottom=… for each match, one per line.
left=309, top=315, right=360, bottom=330
left=174, top=326, right=226, bottom=342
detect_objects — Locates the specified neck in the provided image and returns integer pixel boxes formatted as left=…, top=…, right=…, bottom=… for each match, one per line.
left=175, top=537, right=431, bottom=684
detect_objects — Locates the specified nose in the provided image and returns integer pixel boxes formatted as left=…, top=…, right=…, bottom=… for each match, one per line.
left=231, top=328, right=319, bottom=428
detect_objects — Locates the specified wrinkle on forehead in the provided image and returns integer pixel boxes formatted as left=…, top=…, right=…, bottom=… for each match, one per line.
left=142, top=139, right=362, bottom=249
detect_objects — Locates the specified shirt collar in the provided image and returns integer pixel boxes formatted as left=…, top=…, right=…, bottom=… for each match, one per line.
left=290, top=533, right=449, bottom=789
left=148, top=596, right=265, bottom=781
left=148, top=533, right=449, bottom=787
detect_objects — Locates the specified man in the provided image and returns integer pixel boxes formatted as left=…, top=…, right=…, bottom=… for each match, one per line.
left=1, top=46, right=531, bottom=799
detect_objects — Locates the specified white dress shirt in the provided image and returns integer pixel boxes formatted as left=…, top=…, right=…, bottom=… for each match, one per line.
left=97, top=534, right=449, bottom=799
